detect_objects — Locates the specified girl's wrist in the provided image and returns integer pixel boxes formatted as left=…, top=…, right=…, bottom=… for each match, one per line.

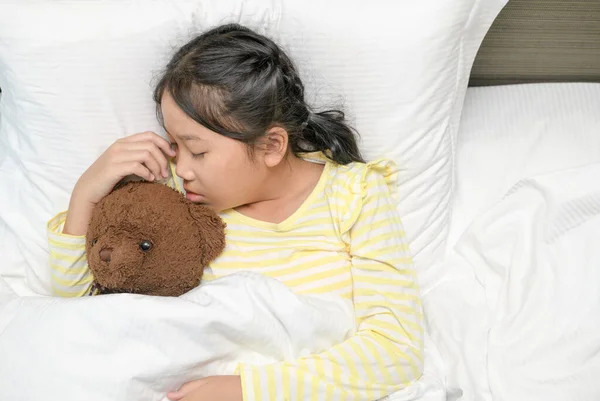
left=63, top=192, right=96, bottom=236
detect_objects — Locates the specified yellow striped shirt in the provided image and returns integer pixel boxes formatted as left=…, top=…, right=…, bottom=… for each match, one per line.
left=46, top=154, right=424, bottom=400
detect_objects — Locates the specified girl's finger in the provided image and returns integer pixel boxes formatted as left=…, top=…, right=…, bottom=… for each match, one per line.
left=122, top=131, right=176, bottom=157
left=121, top=142, right=170, bottom=178
left=125, top=150, right=163, bottom=179
left=118, top=162, right=154, bottom=182
left=167, top=379, right=206, bottom=400
left=166, top=391, right=184, bottom=401
left=112, top=142, right=170, bottom=178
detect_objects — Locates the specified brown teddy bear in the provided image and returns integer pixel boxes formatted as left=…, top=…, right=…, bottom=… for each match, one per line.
left=85, top=181, right=226, bottom=297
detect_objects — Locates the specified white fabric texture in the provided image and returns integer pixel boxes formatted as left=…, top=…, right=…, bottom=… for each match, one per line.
left=0, top=270, right=449, bottom=401
left=419, top=83, right=600, bottom=401
left=0, top=0, right=507, bottom=295
left=422, top=163, right=600, bottom=401
left=0, top=272, right=353, bottom=401
left=448, top=82, right=600, bottom=250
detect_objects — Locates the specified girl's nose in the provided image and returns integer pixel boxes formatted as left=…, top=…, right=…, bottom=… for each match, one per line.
left=175, top=156, right=195, bottom=182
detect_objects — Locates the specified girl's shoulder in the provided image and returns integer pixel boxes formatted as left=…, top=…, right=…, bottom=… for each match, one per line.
left=324, top=155, right=399, bottom=201
left=303, top=152, right=400, bottom=235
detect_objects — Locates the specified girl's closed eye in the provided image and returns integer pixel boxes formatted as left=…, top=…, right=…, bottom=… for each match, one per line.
left=192, top=152, right=206, bottom=159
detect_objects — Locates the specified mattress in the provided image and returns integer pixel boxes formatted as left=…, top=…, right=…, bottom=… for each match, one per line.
left=421, top=82, right=600, bottom=401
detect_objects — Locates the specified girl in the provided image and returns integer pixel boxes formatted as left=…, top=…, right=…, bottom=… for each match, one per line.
left=47, top=23, right=424, bottom=401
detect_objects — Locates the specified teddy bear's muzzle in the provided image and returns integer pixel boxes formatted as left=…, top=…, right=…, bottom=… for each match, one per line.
left=99, top=247, right=113, bottom=263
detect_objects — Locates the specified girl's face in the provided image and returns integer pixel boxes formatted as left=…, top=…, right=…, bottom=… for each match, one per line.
left=160, top=91, right=268, bottom=211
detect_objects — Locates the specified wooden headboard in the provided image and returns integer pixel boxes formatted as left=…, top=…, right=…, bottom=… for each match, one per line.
left=469, top=0, right=600, bottom=86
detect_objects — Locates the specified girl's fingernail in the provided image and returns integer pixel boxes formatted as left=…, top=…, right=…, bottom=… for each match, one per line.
left=163, top=169, right=169, bottom=178
left=149, top=174, right=155, bottom=181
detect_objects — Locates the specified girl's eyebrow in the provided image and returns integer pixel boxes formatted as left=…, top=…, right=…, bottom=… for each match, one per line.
left=181, top=135, right=202, bottom=141
left=162, top=125, right=201, bottom=142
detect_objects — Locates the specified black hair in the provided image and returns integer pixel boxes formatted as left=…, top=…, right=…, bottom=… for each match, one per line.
left=153, top=23, right=364, bottom=165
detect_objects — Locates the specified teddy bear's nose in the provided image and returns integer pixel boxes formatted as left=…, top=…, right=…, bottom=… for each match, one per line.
left=99, top=248, right=112, bottom=263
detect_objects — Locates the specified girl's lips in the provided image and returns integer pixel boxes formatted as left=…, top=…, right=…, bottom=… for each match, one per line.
left=185, top=191, right=205, bottom=203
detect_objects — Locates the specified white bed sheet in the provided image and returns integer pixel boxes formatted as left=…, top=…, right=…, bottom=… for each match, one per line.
left=421, top=83, right=600, bottom=401
left=448, top=82, right=600, bottom=250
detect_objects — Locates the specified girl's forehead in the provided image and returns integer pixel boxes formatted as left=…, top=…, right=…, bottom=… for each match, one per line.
left=161, top=91, right=203, bottom=130
left=165, top=122, right=219, bottom=145
left=161, top=98, right=211, bottom=141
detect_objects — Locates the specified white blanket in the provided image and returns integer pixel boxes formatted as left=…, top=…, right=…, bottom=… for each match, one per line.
left=0, top=271, right=446, bottom=401
left=422, top=163, right=600, bottom=401
left=0, top=272, right=354, bottom=401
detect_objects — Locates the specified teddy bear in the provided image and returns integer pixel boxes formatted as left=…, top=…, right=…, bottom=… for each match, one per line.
left=85, top=181, right=226, bottom=297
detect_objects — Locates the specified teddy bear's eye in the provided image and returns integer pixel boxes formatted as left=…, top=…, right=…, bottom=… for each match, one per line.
left=139, top=240, right=153, bottom=252
left=92, top=239, right=98, bottom=246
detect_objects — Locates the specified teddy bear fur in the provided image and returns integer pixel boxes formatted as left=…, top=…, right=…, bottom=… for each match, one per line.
left=85, top=181, right=226, bottom=297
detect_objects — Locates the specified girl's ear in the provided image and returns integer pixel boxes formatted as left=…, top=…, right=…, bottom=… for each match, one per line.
left=260, top=126, right=289, bottom=167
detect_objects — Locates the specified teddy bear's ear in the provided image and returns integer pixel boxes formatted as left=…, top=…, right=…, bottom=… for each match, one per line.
left=112, top=175, right=144, bottom=192
left=187, top=204, right=226, bottom=266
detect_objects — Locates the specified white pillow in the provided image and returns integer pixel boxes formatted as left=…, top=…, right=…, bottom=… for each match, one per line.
left=0, top=0, right=507, bottom=294
left=448, top=83, right=600, bottom=250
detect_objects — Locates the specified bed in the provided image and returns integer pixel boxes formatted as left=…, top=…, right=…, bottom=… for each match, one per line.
left=426, top=81, right=600, bottom=401
left=0, top=0, right=599, bottom=400
left=426, top=2, right=600, bottom=400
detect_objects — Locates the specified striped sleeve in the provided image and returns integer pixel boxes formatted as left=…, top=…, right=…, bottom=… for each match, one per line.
left=237, top=161, right=425, bottom=400
left=47, top=162, right=182, bottom=297
left=47, top=211, right=93, bottom=297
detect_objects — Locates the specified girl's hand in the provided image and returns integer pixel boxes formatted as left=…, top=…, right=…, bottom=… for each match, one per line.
left=63, top=131, right=176, bottom=236
left=167, top=375, right=242, bottom=401
left=74, top=131, right=176, bottom=205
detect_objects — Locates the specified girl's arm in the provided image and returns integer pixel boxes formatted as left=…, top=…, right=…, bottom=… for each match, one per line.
left=47, top=190, right=97, bottom=297
left=237, top=162, right=424, bottom=400
left=47, top=211, right=94, bottom=297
